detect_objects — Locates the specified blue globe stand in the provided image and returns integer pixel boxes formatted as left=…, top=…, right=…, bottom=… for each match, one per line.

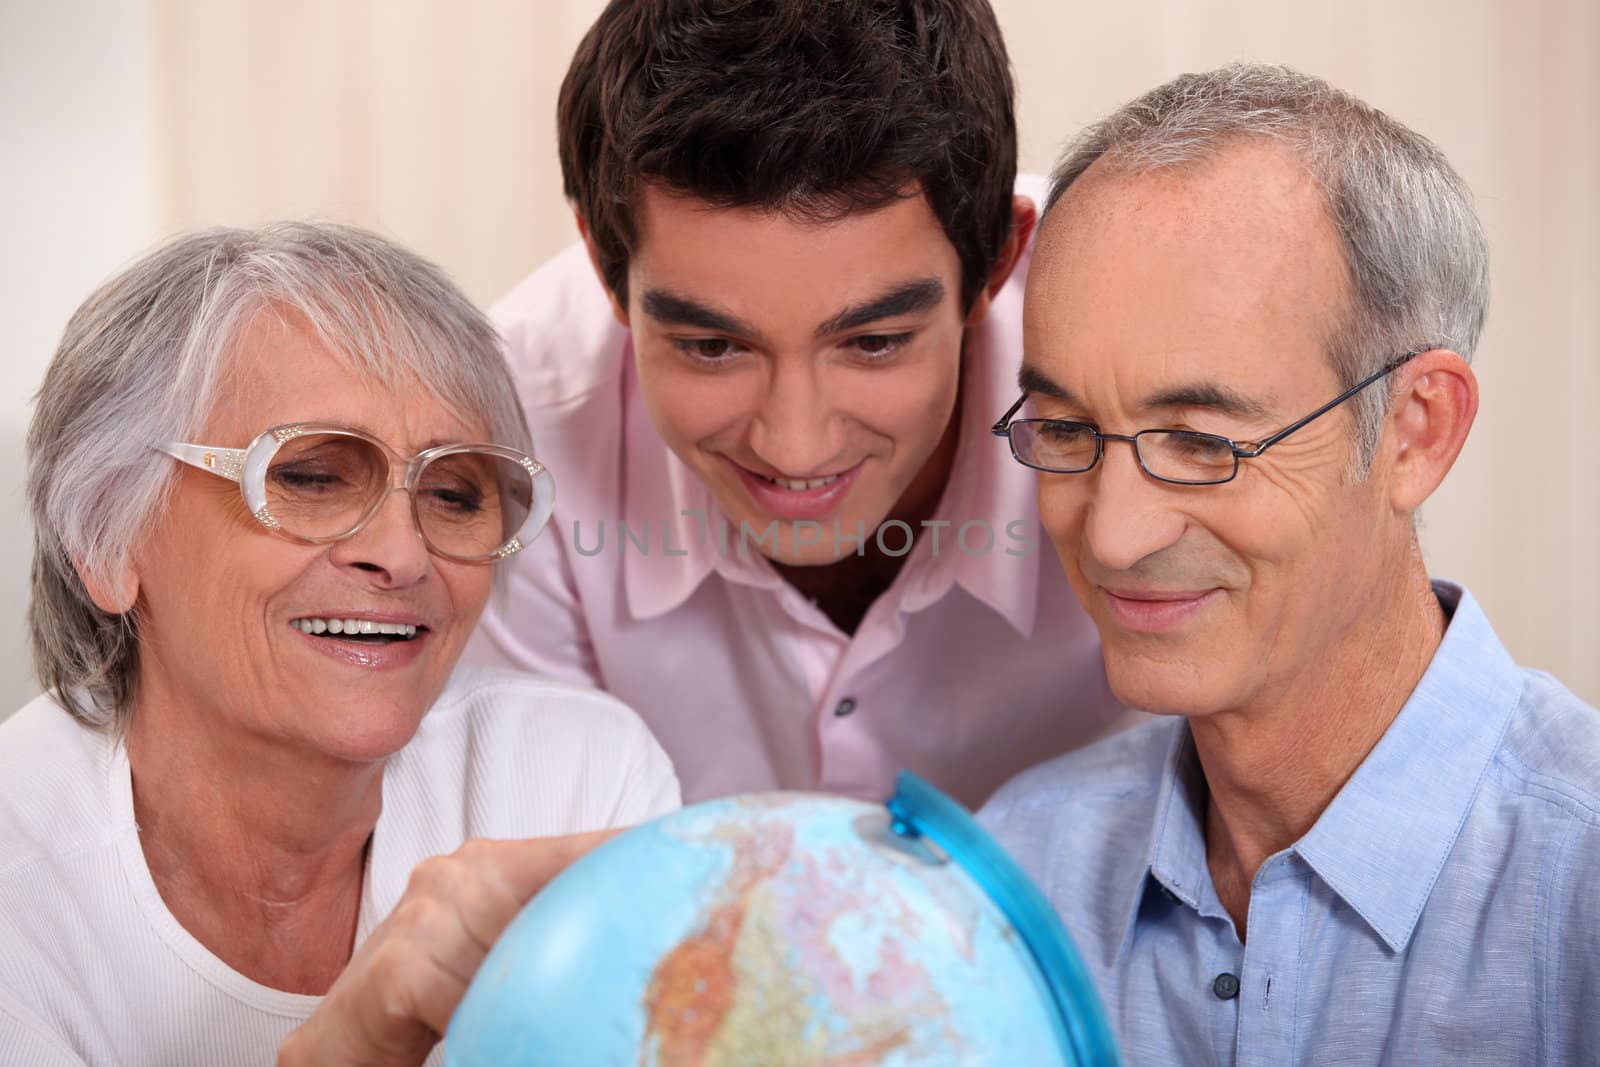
left=885, top=771, right=1122, bottom=1067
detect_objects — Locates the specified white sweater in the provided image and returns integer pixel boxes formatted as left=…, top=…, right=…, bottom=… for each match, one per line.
left=0, top=667, right=681, bottom=1066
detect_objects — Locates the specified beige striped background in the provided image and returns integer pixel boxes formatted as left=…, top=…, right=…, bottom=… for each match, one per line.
left=3, top=0, right=1595, bottom=714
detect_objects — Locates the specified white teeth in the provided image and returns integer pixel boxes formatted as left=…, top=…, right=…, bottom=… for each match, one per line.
left=767, top=474, right=839, bottom=491
left=291, top=617, right=419, bottom=639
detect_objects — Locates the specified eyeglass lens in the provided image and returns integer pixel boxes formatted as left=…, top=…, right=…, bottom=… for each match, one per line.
left=1010, top=421, right=1237, bottom=484
left=265, top=434, right=534, bottom=557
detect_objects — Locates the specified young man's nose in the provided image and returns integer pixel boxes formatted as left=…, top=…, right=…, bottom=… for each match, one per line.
left=746, top=362, right=846, bottom=476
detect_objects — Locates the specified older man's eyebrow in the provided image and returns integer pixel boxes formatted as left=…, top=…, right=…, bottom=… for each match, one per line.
left=640, top=289, right=756, bottom=337
left=1017, top=364, right=1076, bottom=402
left=814, top=279, right=945, bottom=337
left=1016, top=366, right=1274, bottom=421
left=1143, top=383, right=1274, bottom=421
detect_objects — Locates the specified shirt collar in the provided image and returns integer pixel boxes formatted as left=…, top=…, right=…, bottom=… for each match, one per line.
left=1117, top=581, right=1523, bottom=957
left=1293, top=580, right=1522, bottom=952
left=621, top=276, right=1043, bottom=637
left=1115, top=723, right=1224, bottom=959
left=622, top=353, right=725, bottom=621
left=919, top=277, right=1041, bottom=639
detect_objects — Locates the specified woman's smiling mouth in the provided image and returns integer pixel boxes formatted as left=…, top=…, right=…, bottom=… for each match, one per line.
left=290, top=616, right=424, bottom=643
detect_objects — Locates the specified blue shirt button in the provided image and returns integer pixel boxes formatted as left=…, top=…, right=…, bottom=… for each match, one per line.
left=1213, top=972, right=1241, bottom=1000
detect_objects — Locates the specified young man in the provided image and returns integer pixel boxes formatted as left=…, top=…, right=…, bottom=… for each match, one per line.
left=469, top=0, right=1133, bottom=805
left=982, top=64, right=1600, bottom=1062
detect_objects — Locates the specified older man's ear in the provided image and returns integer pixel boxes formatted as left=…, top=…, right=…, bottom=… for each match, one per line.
left=74, top=558, right=140, bottom=616
left=1382, top=349, right=1480, bottom=514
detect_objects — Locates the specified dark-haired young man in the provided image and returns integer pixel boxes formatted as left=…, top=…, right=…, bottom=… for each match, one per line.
left=470, top=0, right=1134, bottom=805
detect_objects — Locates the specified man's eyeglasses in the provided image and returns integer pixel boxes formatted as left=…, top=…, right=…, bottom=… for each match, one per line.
left=990, top=353, right=1422, bottom=486
left=156, top=424, right=556, bottom=563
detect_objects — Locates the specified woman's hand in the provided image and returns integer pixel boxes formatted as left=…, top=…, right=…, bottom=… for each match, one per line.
left=277, top=831, right=616, bottom=1067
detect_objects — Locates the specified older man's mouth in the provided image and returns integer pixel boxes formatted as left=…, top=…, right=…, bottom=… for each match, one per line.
left=1100, top=587, right=1221, bottom=633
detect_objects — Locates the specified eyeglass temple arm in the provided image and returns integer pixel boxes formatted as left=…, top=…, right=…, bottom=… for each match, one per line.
left=991, top=394, right=1028, bottom=436
left=1233, top=352, right=1422, bottom=459
left=155, top=441, right=248, bottom=484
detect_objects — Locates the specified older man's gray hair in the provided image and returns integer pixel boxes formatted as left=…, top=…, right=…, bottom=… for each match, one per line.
left=1044, top=62, right=1490, bottom=473
left=27, top=222, right=531, bottom=730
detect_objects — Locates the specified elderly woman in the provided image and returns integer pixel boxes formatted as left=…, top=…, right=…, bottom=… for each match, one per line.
left=0, top=223, right=679, bottom=1066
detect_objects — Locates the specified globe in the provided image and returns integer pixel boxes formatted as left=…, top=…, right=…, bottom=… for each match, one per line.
left=445, top=773, right=1118, bottom=1066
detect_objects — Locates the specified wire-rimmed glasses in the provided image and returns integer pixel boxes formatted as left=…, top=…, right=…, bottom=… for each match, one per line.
left=991, top=353, right=1422, bottom=486
left=156, top=424, right=556, bottom=563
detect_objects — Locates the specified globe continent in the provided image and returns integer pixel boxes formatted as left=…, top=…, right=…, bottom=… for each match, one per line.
left=446, top=792, right=1070, bottom=1066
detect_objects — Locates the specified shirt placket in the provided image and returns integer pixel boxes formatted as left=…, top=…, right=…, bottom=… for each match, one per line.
left=1233, top=854, right=1305, bottom=1067
left=787, top=566, right=936, bottom=796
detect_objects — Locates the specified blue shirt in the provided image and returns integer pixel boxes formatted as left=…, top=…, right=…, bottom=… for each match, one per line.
left=980, top=582, right=1600, bottom=1065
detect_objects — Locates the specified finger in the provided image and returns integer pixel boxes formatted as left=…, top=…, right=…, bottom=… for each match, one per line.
left=480, top=829, right=623, bottom=903
left=384, top=891, right=492, bottom=992
left=402, top=846, right=535, bottom=959
left=368, top=936, right=471, bottom=1050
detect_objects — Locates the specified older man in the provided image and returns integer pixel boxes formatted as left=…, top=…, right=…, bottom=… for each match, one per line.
left=981, top=64, right=1600, bottom=1064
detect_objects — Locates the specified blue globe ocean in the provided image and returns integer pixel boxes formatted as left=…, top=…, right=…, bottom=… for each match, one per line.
left=446, top=774, right=1118, bottom=1066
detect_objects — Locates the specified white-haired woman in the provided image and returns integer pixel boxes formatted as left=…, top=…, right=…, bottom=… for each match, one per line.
left=0, top=223, right=679, bottom=1066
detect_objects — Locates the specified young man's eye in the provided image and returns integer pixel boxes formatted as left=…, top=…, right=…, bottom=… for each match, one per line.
left=850, top=332, right=913, bottom=359
left=674, top=337, right=743, bottom=361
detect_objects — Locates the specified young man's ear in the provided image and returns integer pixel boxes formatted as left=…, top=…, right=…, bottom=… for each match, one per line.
left=1382, top=349, right=1479, bottom=514
left=74, top=557, right=139, bottom=616
left=575, top=213, right=631, bottom=329
left=963, top=195, right=1040, bottom=328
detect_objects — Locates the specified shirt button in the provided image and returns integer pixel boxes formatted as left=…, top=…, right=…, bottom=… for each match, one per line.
left=1212, top=973, right=1240, bottom=1001
left=833, top=698, right=857, bottom=718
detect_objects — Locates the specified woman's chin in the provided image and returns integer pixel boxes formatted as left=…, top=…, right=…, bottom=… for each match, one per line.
left=301, top=705, right=433, bottom=766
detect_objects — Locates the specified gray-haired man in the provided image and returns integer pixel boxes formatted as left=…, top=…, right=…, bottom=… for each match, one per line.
left=982, top=64, right=1600, bottom=1063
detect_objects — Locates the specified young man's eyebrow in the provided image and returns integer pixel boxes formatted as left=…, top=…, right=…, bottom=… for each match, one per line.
left=814, top=278, right=946, bottom=337
left=640, top=289, right=756, bottom=337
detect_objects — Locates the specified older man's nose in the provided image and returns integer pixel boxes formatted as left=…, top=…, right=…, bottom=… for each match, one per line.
left=329, top=486, right=431, bottom=588
left=1078, top=441, right=1186, bottom=572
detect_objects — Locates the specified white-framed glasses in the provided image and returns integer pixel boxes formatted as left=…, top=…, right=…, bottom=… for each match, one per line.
left=156, top=423, right=555, bottom=564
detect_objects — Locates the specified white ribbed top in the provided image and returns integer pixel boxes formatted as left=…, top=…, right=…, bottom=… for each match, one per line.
left=0, top=667, right=680, bottom=1065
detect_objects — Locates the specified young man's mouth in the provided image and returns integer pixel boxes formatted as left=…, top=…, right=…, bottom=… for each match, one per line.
left=731, top=460, right=864, bottom=522
left=753, top=471, right=842, bottom=491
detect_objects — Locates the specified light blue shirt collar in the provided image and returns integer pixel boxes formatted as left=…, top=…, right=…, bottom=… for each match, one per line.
left=1123, top=581, right=1526, bottom=956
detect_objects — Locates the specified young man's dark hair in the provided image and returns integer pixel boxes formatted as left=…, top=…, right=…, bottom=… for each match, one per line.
left=558, top=0, right=1018, bottom=310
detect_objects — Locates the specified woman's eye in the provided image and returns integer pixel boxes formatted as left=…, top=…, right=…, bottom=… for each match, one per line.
left=850, top=332, right=912, bottom=359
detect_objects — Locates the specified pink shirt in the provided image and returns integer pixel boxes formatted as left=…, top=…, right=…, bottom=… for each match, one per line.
left=470, top=211, right=1136, bottom=806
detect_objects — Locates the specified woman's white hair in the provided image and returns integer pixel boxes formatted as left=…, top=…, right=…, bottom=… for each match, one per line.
left=1044, top=62, right=1490, bottom=474
left=27, top=221, right=531, bottom=730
